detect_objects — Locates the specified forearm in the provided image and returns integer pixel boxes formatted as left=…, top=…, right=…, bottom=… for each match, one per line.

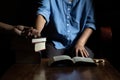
left=77, top=28, right=93, bottom=46
left=0, top=22, right=14, bottom=30
left=35, top=15, right=46, bottom=33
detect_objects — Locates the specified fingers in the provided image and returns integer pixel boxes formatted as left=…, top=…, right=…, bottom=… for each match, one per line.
left=76, top=49, right=79, bottom=56
left=30, top=29, right=41, bottom=38
left=14, top=28, right=22, bottom=35
left=80, top=49, right=89, bottom=57
left=15, top=25, right=41, bottom=38
left=16, top=25, right=24, bottom=30
left=34, top=33, right=41, bottom=38
left=75, top=47, right=89, bottom=57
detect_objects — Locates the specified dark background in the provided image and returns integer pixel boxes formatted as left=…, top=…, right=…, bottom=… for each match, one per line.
left=0, top=0, right=38, bottom=26
left=0, top=0, right=113, bottom=77
left=0, top=0, right=39, bottom=77
left=0, top=0, right=112, bottom=26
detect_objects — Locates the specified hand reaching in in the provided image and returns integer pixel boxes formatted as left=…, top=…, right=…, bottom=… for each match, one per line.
left=14, top=25, right=35, bottom=38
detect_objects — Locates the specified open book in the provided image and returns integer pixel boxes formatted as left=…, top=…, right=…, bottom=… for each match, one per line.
left=48, top=55, right=96, bottom=67
left=32, top=37, right=46, bottom=52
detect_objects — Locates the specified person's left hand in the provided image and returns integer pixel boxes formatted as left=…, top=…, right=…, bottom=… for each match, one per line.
left=75, top=41, right=89, bottom=57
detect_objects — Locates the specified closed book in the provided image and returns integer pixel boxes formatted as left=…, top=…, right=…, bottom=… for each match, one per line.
left=32, top=37, right=46, bottom=52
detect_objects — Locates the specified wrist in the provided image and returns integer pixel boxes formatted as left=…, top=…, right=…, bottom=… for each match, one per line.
left=77, top=40, right=86, bottom=46
left=13, top=27, right=22, bottom=35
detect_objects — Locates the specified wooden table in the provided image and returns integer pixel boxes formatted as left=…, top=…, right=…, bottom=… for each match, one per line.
left=1, top=59, right=120, bottom=80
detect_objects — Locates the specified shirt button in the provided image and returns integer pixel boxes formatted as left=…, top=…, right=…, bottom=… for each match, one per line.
left=68, top=8, right=71, bottom=11
left=67, top=37, right=70, bottom=40
left=67, top=30, right=70, bottom=33
left=67, top=16, right=70, bottom=19
left=68, top=1, right=72, bottom=4
left=67, top=24, right=69, bottom=26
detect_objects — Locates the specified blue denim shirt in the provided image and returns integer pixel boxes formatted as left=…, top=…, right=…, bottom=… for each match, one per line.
left=37, top=0, right=96, bottom=49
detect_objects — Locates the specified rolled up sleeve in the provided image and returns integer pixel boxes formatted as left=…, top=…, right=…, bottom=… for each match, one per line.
left=37, top=0, right=51, bottom=24
left=85, top=0, right=96, bottom=30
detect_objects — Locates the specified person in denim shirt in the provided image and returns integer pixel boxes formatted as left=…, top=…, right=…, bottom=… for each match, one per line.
left=31, top=0, right=96, bottom=58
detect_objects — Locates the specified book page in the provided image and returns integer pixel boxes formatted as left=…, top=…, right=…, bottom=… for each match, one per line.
left=53, top=55, right=72, bottom=62
left=72, top=57, right=95, bottom=63
left=34, top=42, right=46, bottom=52
left=48, top=55, right=74, bottom=66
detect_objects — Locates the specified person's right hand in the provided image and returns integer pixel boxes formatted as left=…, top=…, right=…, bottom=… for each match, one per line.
left=14, top=25, right=25, bottom=36
left=14, top=25, right=33, bottom=38
left=14, top=25, right=41, bottom=38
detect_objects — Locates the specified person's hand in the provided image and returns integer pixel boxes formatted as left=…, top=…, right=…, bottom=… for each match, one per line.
left=75, top=41, right=89, bottom=57
left=29, top=28, right=41, bottom=38
left=14, top=25, right=41, bottom=38
left=13, top=25, right=24, bottom=35
left=14, top=25, right=33, bottom=38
